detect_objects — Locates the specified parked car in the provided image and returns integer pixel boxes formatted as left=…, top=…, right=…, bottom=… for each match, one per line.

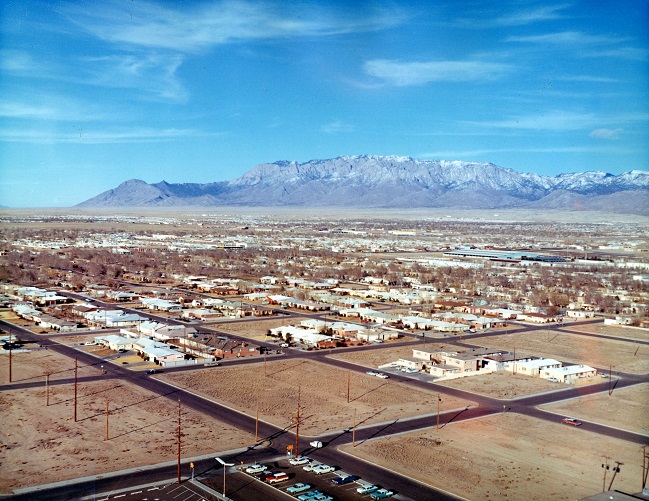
left=298, top=490, right=323, bottom=501
left=203, top=361, right=220, bottom=367
left=309, top=440, right=323, bottom=448
left=371, top=488, right=395, bottom=499
left=289, top=456, right=310, bottom=465
left=357, top=485, right=379, bottom=494
left=287, top=483, right=311, bottom=494
left=303, top=462, right=322, bottom=472
left=265, top=472, right=289, bottom=484
left=313, top=464, right=335, bottom=475
left=562, top=417, right=582, bottom=426
left=332, top=474, right=359, bottom=485
left=245, top=463, right=268, bottom=474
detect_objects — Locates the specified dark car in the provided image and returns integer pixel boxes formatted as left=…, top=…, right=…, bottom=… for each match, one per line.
left=146, top=369, right=162, bottom=374
left=332, top=475, right=359, bottom=485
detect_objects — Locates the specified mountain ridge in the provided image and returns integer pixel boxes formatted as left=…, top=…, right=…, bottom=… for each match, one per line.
left=77, top=156, right=649, bottom=215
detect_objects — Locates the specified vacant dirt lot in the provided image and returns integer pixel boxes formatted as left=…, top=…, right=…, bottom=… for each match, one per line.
left=0, top=348, right=104, bottom=383
left=342, top=413, right=644, bottom=501
left=541, top=383, right=649, bottom=436
left=162, top=359, right=475, bottom=436
left=214, top=318, right=297, bottom=341
left=481, top=329, right=649, bottom=374
left=562, top=323, right=649, bottom=342
left=328, top=342, right=453, bottom=369
left=436, top=371, right=567, bottom=399
left=0, top=377, right=254, bottom=494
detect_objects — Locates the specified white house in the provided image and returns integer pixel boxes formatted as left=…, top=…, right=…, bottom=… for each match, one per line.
left=542, top=364, right=597, bottom=383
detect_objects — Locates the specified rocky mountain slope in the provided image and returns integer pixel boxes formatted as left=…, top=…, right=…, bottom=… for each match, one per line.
left=77, top=155, right=649, bottom=214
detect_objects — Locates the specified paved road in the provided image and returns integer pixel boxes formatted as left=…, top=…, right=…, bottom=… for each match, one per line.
left=2, top=315, right=648, bottom=501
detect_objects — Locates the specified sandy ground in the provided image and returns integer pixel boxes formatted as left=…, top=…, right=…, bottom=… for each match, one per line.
left=562, top=323, right=649, bottom=342
left=0, top=349, right=104, bottom=383
left=0, top=377, right=254, bottom=494
left=341, top=413, right=645, bottom=501
left=479, top=329, right=649, bottom=374
left=162, top=359, right=475, bottom=436
left=540, top=383, right=649, bottom=436
left=435, top=371, right=571, bottom=399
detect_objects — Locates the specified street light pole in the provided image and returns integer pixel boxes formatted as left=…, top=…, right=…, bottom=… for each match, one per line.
left=215, top=457, right=235, bottom=498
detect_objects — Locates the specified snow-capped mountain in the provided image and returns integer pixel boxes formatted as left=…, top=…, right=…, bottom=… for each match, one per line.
left=77, top=155, right=649, bottom=214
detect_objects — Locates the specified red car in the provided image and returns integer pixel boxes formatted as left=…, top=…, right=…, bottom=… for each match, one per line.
left=265, top=472, right=289, bottom=484
left=562, top=418, right=582, bottom=426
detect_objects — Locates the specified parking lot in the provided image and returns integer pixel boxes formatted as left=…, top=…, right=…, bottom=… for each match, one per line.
left=205, top=456, right=399, bottom=501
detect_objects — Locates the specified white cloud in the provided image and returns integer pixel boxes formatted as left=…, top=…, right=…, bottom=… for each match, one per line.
left=363, top=59, right=512, bottom=86
left=82, top=53, right=188, bottom=102
left=492, top=4, right=571, bottom=26
left=0, top=127, right=222, bottom=144
left=464, top=110, right=600, bottom=131
left=59, top=0, right=406, bottom=53
left=505, top=31, right=625, bottom=45
left=590, top=128, right=623, bottom=140
left=321, top=120, right=354, bottom=134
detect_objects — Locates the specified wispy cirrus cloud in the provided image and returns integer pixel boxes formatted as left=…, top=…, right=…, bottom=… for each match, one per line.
left=59, top=0, right=406, bottom=53
left=464, top=110, right=648, bottom=131
left=590, top=128, right=623, bottom=140
left=477, top=110, right=598, bottom=130
left=584, top=47, right=648, bottom=61
left=505, top=30, right=626, bottom=45
left=321, top=120, right=354, bottom=134
left=363, top=59, right=513, bottom=87
left=0, top=126, right=222, bottom=144
left=81, top=53, right=188, bottom=102
left=457, top=3, right=572, bottom=28
left=0, top=95, right=115, bottom=121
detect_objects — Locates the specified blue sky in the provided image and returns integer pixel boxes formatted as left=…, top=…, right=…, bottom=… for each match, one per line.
left=0, top=0, right=647, bottom=207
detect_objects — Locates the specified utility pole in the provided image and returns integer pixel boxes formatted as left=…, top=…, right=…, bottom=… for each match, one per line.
left=437, top=394, right=441, bottom=430
left=352, top=408, right=356, bottom=447
left=642, top=446, right=649, bottom=490
left=8, top=338, right=12, bottom=383
left=602, top=456, right=610, bottom=492
left=74, top=358, right=78, bottom=422
left=105, top=400, right=109, bottom=441
left=255, top=401, right=259, bottom=443
left=264, top=351, right=267, bottom=377
left=347, top=369, right=351, bottom=404
left=609, top=365, right=613, bottom=395
left=608, top=461, right=623, bottom=491
left=177, top=400, right=181, bottom=484
left=45, top=373, right=50, bottom=406
left=295, top=386, right=301, bottom=457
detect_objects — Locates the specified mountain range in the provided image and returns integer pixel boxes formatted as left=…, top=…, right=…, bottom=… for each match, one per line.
left=77, top=155, right=649, bottom=214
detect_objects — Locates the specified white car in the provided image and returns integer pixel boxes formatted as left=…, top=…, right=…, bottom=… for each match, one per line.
left=245, top=463, right=268, bottom=474
left=366, top=370, right=379, bottom=376
left=313, top=464, right=335, bottom=475
left=289, top=456, right=310, bottom=465
left=309, top=440, right=323, bottom=448
left=303, top=462, right=322, bottom=472
left=376, top=373, right=389, bottom=379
